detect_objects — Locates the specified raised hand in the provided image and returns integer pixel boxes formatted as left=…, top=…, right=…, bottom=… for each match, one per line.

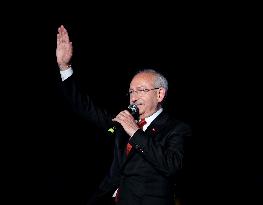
left=56, top=25, right=73, bottom=70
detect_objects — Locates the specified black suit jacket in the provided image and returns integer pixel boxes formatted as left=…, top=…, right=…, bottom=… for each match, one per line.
left=62, top=75, right=191, bottom=205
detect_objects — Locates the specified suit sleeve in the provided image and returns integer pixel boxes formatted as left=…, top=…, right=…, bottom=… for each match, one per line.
left=61, top=75, right=113, bottom=131
left=129, top=122, right=191, bottom=178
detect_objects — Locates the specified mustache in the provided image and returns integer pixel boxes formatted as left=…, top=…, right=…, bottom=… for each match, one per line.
left=131, top=100, right=144, bottom=106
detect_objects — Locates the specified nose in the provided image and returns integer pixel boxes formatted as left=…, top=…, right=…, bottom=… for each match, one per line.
left=130, top=94, right=139, bottom=103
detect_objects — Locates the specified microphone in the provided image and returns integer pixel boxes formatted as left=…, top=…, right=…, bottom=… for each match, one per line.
left=127, top=103, right=139, bottom=121
left=107, top=104, right=139, bottom=134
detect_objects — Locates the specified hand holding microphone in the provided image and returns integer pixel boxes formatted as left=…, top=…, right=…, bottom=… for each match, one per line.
left=108, top=104, right=139, bottom=136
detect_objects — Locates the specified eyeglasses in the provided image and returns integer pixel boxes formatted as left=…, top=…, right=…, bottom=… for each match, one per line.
left=128, top=87, right=160, bottom=97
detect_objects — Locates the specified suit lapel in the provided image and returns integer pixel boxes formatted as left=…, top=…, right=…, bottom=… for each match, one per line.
left=145, top=111, right=170, bottom=139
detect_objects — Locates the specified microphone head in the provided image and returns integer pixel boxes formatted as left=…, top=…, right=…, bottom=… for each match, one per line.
left=128, top=104, right=139, bottom=120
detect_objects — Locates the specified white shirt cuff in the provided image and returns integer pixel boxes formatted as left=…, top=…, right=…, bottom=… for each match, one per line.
left=60, top=67, right=73, bottom=81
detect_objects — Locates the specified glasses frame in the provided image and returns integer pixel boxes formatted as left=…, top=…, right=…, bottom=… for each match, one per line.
left=128, top=87, right=160, bottom=97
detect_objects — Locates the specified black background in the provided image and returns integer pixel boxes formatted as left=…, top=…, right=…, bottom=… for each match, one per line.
left=2, top=3, right=262, bottom=205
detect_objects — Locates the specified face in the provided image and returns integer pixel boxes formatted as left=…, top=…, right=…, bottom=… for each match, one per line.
left=129, top=72, right=165, bottom=119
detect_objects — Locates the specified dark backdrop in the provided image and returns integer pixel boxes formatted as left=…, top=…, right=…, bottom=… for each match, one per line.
left=2, top=5, right=262, bottom=205
left=24, top=13, right=197, bottom=205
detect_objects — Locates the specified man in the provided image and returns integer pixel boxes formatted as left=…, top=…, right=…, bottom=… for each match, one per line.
left=56, top=25, right=191, bottom=205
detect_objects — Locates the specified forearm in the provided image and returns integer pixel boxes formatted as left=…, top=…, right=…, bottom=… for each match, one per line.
left=61, top=74, right=113, bottom=131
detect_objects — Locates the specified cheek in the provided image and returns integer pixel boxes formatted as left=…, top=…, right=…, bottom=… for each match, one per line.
left=144, top=99, right=155, bottom=110
left=147, top=95, right=158, bottom=104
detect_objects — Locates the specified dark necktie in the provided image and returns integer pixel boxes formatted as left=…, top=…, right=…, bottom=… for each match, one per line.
left=126, top=118, right=146, bottom=155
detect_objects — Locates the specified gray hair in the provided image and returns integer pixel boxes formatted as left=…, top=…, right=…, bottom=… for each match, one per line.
left=137, top=69, right=168, bottom=91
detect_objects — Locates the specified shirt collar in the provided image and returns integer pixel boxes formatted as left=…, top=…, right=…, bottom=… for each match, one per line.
left=142, top=108, right=163, bottom=131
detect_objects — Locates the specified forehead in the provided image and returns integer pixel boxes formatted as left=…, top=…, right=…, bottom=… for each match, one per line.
left=130, top=72, right=155, bottom=88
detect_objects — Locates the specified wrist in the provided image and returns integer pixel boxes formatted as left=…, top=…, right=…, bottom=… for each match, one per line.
left=58, top=64, right=71, bottom=71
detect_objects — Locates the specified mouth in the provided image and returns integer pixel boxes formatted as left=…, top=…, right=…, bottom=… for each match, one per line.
left=134, top=101, right=143, bottom=106
left=136, top=104, right=144, bottom=111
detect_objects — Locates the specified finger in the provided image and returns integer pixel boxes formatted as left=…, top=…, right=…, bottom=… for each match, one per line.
left=118, top=111, right=128, bottom=119
left=66, top=43, right=73, bottom=54
left=57, top=34, right=60, bottom=45
left=118, top=111, right=133, bottom=122
left=64, top=29, right=70, bottom=42
left=123, top=110, right=132, bottom=116
left=112, top=117, right=121, bottom=124
left=61, top=27, right=69, bottom=43
left=58, top=27, right=63, bottom=44
left=69, top=42, right=73, bottom=53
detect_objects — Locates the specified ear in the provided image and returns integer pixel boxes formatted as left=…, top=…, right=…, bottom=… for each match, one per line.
left=157, top=88, right=166, bottom=103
